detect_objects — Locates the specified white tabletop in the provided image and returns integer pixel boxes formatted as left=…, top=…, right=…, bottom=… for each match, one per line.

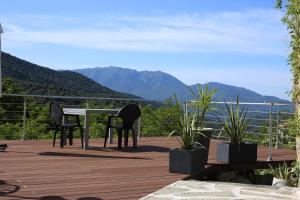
left=63, top=108, right=120, bottom=115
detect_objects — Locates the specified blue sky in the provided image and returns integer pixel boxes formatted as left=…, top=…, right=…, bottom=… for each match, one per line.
left=0, top=0, right=292, bottom=100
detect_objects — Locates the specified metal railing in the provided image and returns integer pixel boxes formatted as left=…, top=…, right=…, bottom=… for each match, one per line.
left=0, top=93, right=296, bottom=161
left=0, top=93, right=161, bottom=140
left=208, top=101, right=294, bottom=161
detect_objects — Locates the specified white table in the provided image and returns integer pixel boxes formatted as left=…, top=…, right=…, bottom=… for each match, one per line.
left=63, top=108, right=140, bottom=149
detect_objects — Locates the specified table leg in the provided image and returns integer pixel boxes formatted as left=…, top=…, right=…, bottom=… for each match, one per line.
left=84, top=114, right=90, bottom=150
left=133, top=117, right=141, bottom=147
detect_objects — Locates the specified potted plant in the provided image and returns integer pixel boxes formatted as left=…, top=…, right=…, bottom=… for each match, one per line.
left=190, top=83, right=217, bottom=163
left=269, top=162, right=299, bottom=187
left=169, top=95, right=207, bottom=174
left=216, top=96, right=257, bottom=163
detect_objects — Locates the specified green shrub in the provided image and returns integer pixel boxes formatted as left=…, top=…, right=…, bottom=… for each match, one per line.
left=89, top=121, right=106, bottom=138
left=0, top=123, right=22, bottom=140
left=24, top=119, right=48, bottom=140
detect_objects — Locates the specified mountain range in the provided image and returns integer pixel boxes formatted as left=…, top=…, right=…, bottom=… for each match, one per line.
left=1, top=52, right=290, bottom=104
left=75, top=66, right=289, bottom=103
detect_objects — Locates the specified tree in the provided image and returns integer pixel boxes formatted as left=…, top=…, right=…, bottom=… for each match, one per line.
left=276, top=0, right=300, bottom=188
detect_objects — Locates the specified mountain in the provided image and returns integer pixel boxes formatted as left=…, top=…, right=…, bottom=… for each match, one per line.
left=75, top=66, right=289, bottom=103
left=187, top=82, right=288, bottom=103
left=1, top=52, right=139, bottom=98
left=75, top=66, right=188, bottom=100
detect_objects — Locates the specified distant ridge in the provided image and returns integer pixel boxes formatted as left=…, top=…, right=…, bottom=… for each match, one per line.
left=75, top=66, right=290, bottom=103
left=75, top=66, right=188, bottom=100
left=1, top=52, right=139, bottom=99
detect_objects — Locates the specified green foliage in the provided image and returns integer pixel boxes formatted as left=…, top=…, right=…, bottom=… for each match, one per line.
left=222, top=96, right=249, bottom=144
left=24, top=119, right=48, bottom=140
left=89, top=118, right=107, bottom=138
left=276, top=0, right=282, bottom=9
left=168, top=94, right=200, bottom=150
left=190, top=83, right=217, bottom=129
left=276, top=0, right=300, bottom=101
left=0, top=78, right=24, bottom=123
left=287, top=115, right=300, bottom=137
left=141, top=100, right=178, bottom=136
left=290, top=161, right=300, bottom=186
left=0, top=123, right=21, bottom=140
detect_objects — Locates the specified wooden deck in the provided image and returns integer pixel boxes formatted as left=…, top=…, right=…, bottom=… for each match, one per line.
left=0, top=137, right=296, bottom=200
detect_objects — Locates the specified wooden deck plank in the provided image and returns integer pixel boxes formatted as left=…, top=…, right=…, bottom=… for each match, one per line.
left=0, top=137, right=296, bottom=200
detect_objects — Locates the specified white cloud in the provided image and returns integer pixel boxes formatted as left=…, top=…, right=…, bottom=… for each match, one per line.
left=1, top=8, right=288, bottom=55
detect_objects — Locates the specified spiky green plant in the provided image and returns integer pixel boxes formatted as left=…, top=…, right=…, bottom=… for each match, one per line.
left=269, top=162, right=292, bottom=181
left=190, top=83, right=217, bottom=129
left=223, top=96, right=249, bottom=144
left=169, top=94, right=198, bottom=150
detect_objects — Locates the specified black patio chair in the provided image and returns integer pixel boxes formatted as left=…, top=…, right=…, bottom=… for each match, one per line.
left=104, top=104, right=141, bottom=149
left=49, top=102, right=83, bottom=148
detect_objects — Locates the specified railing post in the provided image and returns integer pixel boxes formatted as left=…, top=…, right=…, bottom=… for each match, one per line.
left=86, top=99, right=89, bottom=109
left=22, top=98, right=27, bottom=140
left=185, top=99, right=188, bottom=120
left=267, top=102, right=273, bottom=161
left=275, top=104, right=280, bottom=149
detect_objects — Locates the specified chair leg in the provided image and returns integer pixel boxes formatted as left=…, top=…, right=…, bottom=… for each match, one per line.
left=132, top=129, right=137, bottom=148
left=63, top=129, right=67, bottom=146
left=69, top=128, right=73, bottom=145
left=124, top=129, right=129, bottom=147
left=117, top=129, right=123, bottom=149
left=104, top=125, right=110, bottom=148
left=80, top=127, right=84, bottom=149
left=60, top=127, right=64, bottom=148
left=53, top=130, right=57, bottom=147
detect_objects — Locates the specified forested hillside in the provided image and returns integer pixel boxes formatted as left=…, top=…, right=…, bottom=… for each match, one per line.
left=2, top=52, right=139, bottom=99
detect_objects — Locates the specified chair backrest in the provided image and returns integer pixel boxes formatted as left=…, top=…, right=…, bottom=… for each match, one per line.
left=117, top=104, right=141, bottom=128
left=50, top=102, right=63, bottom=126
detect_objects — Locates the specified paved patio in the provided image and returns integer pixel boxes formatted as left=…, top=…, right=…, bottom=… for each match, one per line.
left=141, top=180, right=298, bottom=200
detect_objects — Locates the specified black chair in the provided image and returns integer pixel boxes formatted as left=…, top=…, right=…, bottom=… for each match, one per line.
left=104, top=104, right=141, bottom=149
left=49, top=102, right=83, bottom=148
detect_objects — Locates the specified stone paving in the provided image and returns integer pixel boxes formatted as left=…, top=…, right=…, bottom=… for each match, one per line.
left=140, top=180, right=299, bottom=200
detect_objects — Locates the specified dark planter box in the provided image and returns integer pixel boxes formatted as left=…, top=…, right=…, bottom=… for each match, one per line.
left=169, top=148, right=207, bottom=174
left=216, top=142, right=257, bottom=164
left=196, top=128, right=213, bottom=164
left=256, top=174, right=273, bottom=185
